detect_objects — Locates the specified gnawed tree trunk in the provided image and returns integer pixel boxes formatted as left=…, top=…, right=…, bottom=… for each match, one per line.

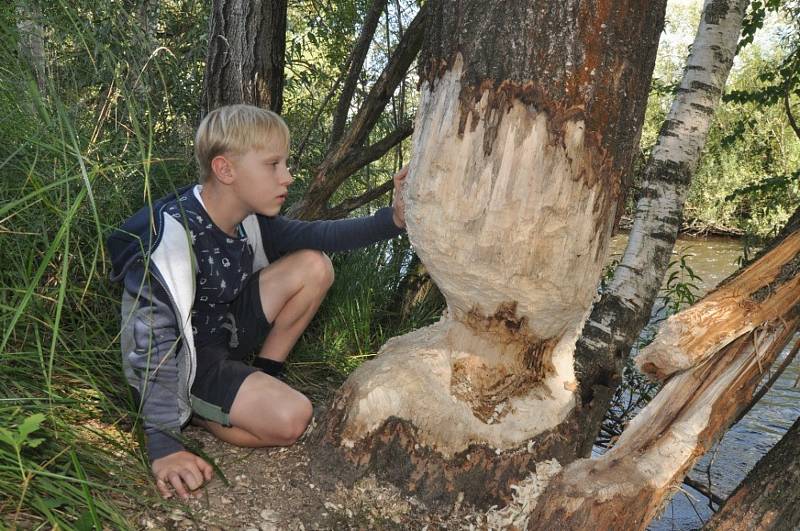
left=637, top=229, right=800, bottom=380
left=311, top=0, right=667, bottom=507
left=704, top=415, right=800, bottom=531
left=525, top=209, right=800, bottom=529
left=528, top=310, right=800, bottom=529
left=200, top=0, right=288, bottom=116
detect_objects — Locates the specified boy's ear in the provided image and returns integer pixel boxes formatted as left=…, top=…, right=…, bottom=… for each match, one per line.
left=210, top=154, right=235, bottom=184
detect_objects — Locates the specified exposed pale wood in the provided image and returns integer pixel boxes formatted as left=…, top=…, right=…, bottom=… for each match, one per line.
left=637, top=229, right=800, bottom=381
left=527, top=309, right=800, bottom=530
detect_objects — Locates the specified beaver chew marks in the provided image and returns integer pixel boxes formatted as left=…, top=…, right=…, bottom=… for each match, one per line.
left=451, top=301, right=558, bottom=424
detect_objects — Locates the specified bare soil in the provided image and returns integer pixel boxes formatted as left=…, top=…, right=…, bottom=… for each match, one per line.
left=121, top=405, right=495, bottom=531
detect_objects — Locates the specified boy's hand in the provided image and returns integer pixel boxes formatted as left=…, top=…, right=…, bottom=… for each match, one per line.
left=392, top=165, right=408, bottom=229
left=151, top=450, right=214, bottom=500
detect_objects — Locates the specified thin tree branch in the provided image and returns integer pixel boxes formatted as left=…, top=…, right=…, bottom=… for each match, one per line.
left=330, top=0, right=389, bottom=147
left=335, top=120, right=413, bottom=178
left=784, top=90, right=800, bottom=141
left=325, top=178, right=395, bottom=219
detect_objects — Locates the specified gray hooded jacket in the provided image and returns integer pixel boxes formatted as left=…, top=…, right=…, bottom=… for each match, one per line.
left=107, top=184, right=405, bottom=462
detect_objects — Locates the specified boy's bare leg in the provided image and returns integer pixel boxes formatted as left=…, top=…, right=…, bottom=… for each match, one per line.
left=190, top=373, right=312, bottom=446
left=255, top=249, right=335, bottom=363
left=190, top=249, right=331, bottom=447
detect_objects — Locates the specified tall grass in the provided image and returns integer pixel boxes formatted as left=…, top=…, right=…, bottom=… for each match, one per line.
left=0, top=3, right=438, bottom=528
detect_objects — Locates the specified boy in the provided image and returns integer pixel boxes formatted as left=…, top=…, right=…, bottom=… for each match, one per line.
left=107, top=104, right=408, bottom=500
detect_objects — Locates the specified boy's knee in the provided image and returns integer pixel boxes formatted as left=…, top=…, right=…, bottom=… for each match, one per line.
left=301, top=250, right=334, bottom=288
left=270, top=394, right=312, bottom=445
left=292, top=395, right=313, bottom=440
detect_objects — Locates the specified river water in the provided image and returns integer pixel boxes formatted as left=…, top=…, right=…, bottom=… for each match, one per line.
left=602, top=233, right=800, bottom=530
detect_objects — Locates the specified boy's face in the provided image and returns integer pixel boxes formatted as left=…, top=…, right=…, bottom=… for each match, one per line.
left=228, top=141, right=293, bottom=217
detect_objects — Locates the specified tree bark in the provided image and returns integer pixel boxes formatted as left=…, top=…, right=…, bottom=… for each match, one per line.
left=703, top=416, right=800, bottom=531
left=200, top=0, right=288, bottom=117
left=311, top=0, right=666, bottom=508
left=15, top=2, right=47, bottom=93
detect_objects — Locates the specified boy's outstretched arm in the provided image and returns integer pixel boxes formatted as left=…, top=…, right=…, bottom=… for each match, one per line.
left=259, top=166, right=410, bottom=258
left=123, top=263, right=213, bottom=499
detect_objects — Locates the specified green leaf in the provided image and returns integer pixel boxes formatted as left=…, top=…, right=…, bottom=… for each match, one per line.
left=26, top=437, right=46, bottom=448
left=17, top=413, right=46, bottom=441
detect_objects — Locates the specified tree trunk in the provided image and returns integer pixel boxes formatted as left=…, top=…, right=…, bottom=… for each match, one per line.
left=311, top=0, right=666, bottom=508
left=15, top=3, right=47, bottom=93
left=703, top=416, right=800, bottom=531
left=200, top=0, right=288, bottom=117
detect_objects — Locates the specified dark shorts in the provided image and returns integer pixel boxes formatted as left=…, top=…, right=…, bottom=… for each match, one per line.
left=188, top=269, right=273, bottom=426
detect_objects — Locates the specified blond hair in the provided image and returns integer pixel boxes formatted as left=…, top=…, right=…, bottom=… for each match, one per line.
left=194, top=104, right=290, bottom=183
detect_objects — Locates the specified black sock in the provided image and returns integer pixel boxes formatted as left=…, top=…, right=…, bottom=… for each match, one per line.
left=252, top=357, right=285, bottom=378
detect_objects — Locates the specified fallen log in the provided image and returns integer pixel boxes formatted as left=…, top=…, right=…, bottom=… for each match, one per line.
left=526, top=309, right=800, bottom=529
left=520, top=215, right=800, bottom=529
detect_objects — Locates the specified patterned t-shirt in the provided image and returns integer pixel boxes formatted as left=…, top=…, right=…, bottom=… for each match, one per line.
left=164, top=185, right=254, bottom=349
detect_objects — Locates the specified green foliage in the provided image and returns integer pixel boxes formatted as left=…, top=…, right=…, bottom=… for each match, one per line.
left=659, top=249, right=703, bottom=315
left=636, top=1, right=799, bottom=239
left=2, top=0, right=420, bottom=526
